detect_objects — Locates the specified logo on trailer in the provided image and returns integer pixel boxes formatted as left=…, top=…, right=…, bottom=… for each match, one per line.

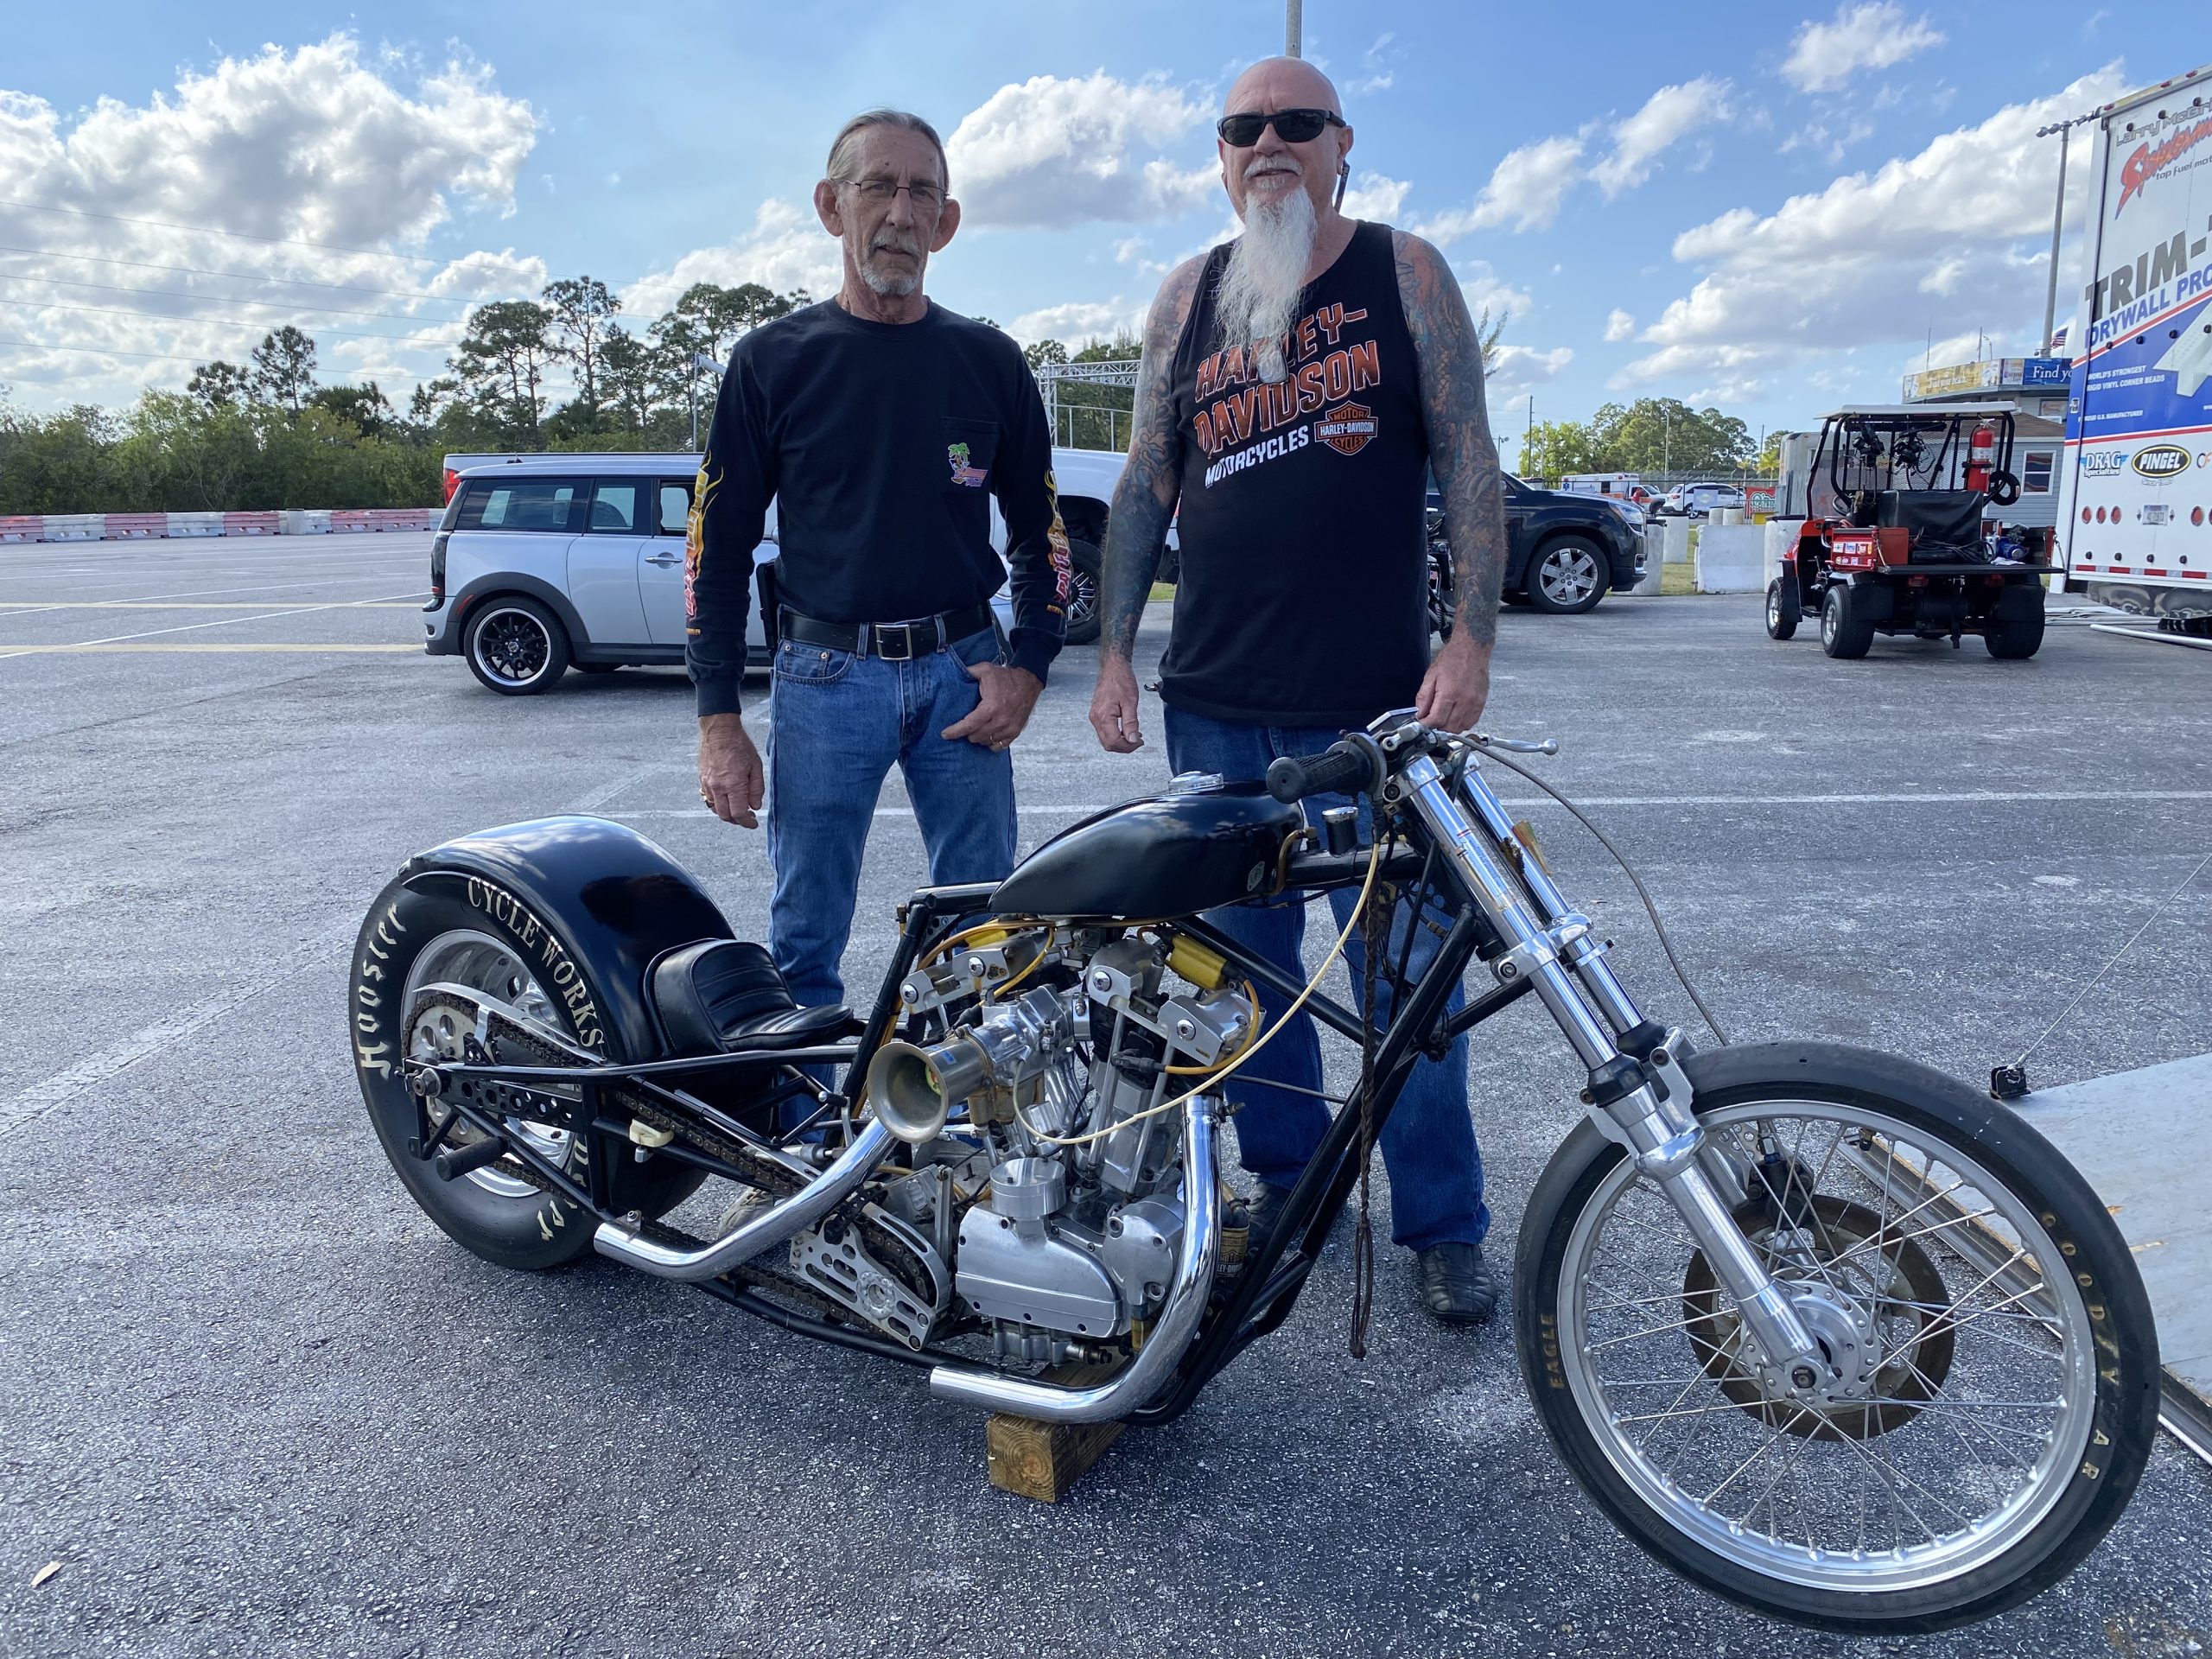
left=947, top=442, right=988, bottom=487
left=1316, top=402, right=1377, bottom=456
left=2116, top=116, right=2212, bottom=217
left=2132, top=443, right=2190, bottom=480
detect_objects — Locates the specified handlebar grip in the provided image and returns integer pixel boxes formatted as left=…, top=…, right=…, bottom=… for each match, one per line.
left=1266, top=740, right=1375, bottom=804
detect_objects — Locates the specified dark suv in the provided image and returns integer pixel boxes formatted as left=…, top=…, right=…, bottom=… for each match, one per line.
left=1427, top=473, right=1646, bottom=624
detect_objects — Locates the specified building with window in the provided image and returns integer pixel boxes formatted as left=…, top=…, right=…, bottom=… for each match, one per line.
left=1899, top=357, right=2071, bottom=531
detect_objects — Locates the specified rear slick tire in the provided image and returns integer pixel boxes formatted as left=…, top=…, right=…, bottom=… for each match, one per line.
left=1513, top=1041, right=2158, bottom=1635
left=350, top=873, right=702, bottom=1272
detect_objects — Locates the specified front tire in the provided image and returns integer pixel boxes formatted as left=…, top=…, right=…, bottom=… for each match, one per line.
left=1525, top=537, right=1609, bottom=614
left=1514, top=1043, right=2158, bottom=1633
left=464, top=595, right=570, bottom=695
left=1766, top=576, right=1802, bottom=640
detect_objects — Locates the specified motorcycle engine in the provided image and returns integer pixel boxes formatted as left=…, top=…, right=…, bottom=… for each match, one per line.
left=887, top=929, right=1250, bottom=1365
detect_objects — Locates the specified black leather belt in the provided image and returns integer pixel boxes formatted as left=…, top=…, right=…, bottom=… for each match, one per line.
left=778, top=602, right=994, bottom=662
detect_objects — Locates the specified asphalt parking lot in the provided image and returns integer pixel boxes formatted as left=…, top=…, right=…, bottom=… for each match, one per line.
left=3, top=531, right=2210, bottom=1658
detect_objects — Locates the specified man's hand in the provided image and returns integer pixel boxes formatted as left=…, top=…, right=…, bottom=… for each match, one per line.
left=1415, top=634, right=1492, bottom=733
left=942, top=661, right=1042, bottom=751
left=1088, top=656, right=1146, bottom=753
left=698, top=712, right=765, bottom=828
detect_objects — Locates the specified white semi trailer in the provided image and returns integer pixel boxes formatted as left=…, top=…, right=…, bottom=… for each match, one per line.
left=2053, top=62, right=2212, bottom=614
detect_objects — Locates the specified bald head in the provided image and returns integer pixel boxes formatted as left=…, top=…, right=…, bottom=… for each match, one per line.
left=1217, top=56, right=1355, bottom=227
left=1224, top=56, right=1342, bottom=119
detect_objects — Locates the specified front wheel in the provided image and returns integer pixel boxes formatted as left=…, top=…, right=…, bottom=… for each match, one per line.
left=1821, top=584, right=1875, bottom=658
left=1766, top=576, right=1802, bottom=640
left=1524, top=537, right=1609, bottom=614
left=1515, top=1043, right=2158, bottom=1633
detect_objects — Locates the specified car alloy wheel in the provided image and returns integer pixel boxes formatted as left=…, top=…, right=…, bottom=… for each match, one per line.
left=472, top=605, right=552, bottom=688
left=1535, top=545, right=1601, bottom=608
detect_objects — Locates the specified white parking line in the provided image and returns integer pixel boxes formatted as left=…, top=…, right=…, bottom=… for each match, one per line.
left=0, top=591, right=429, bottom=658
left=598, top=787, right=2212, bottom=820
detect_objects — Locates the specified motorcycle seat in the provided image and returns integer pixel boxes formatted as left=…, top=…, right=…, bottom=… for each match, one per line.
left=652, top=939, right=857, bottom=1055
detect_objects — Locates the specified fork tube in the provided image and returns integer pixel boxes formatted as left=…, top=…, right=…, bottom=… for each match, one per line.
left=1400, top=753, right=1818, bottom=1369
left=1401, top=755, right=1618, bottom=1068
left=1452, top=761, right=1647, bottom=1038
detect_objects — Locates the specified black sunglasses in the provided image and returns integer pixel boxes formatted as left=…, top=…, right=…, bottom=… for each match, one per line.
left=1217, top=107, right=1345, bottom=147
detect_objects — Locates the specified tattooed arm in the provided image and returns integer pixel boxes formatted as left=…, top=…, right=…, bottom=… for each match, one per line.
left=1089, top=255, right=1204, bottom=754
left=1395, top=228, right=1506, bottom=730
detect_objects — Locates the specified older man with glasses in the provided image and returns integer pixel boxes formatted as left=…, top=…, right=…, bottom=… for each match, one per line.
left=1088, top=58, right=1511, bottom=1325
left=689, top=108, right=1071, bottom=1018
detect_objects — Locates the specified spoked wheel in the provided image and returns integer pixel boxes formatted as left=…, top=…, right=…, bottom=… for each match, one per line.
left=1516, top=1044, right=2158, bottom=1634
left=464, top=595, right=569, bottom=694
left=1062, top=538, right=1103, bottom=646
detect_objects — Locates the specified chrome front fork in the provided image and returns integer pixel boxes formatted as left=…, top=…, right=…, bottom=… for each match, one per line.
left=1395, top=747, right=1819, bottom=1370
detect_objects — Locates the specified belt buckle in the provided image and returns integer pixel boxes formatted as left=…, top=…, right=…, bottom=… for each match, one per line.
left=874, top=621, right=917, bottom=662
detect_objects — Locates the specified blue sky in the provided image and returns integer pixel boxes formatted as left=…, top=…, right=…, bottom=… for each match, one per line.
left=4, top=1, right=2210, bottom=448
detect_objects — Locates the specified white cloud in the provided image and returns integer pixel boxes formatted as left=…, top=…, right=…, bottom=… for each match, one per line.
left=1617, top=69, right=2124, bottom=391
left=1009, top=297, right=1147, bottom=346
left=1459, top=264, right=1533, bottom=326
left=0, top=35, right=540, bottom=404
left=1591, top=78, right=1732, bottom=197
left=1782, top=3, right=1945, bottom=94
left=1346, top=31, right=1401, bottom=98
left=1422, top=135, right=1586, bottom=240
left=1604, top=308, right=1637, bottom=341
left=1486, top=343, right=1574, bottom=399
left=947, top=73, right=1215, bottom=230
left=1338, top=171, right=1412, bottom=222
left=621, top=199, right=842, bottom=321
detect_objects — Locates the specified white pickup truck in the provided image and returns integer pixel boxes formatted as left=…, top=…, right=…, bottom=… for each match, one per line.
left=430, top=447, right=1137, bottom=695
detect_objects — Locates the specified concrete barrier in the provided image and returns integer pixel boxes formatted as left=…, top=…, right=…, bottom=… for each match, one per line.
left=366, top=506, right=434, bottom=532
left=223, top=511, right=279, bottom=536
left=166, top=512, right=225, bottom=538
left=0, top=516, right=42, bottom=543
left=1662, top=518, right=1693, bottom=565
left=330, top=508, right=372, bottom=533
left=1694, top=523, right=1767, bottom=593
left=40, top=513, right=103, bottom=542
left=281, top=510, right=332, bottom=535
left=1764, top=518, right=1806, bottom=577
left=1633, top=526, right=1667, bottom=594
left=105, top=512, right=167, bottom=540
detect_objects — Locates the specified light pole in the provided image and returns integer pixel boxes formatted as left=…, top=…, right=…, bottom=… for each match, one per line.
left=2036, top=114, right=2088, bottom=354
left=1286, top=0, right=1301, bottom=56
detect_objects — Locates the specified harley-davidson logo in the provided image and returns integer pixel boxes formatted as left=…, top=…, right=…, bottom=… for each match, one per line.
left=1316, top=402, right=1376, bottom=456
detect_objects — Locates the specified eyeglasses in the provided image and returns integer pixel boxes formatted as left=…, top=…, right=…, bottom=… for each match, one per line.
left=837, top=177, right=946, bottom=213
left=1216, top=107, right=1345, bottom=147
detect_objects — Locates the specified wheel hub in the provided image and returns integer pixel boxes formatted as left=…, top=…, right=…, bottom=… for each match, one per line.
left=1754, top=1283, right=1884, bottom=1408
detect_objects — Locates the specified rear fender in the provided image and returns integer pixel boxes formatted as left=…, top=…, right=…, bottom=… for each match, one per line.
left=399, top=815, right=734, bottom=1063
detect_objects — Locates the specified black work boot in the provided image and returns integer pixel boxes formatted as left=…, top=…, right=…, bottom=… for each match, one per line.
left=1416, top=1240, right=1501, bottom=1325
left=1237, top=1183, right=1295, bottom=1256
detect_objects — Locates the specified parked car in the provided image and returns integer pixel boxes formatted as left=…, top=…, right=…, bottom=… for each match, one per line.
left=1656, top=482, right=1746, bottom=520
left=427, top=448, right=1132, bottom=695
left=1426, top=472, right=1646, bottom=624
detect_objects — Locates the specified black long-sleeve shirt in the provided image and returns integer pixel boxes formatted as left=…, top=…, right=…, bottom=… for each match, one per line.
left=684, top=300, right=1071, bottom=716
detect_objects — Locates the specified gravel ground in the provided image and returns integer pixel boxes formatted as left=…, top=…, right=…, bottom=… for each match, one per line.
left=2, top=534, right=2209, bottom=1658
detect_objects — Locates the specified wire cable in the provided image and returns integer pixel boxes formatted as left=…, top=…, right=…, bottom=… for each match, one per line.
left=1474, top=744, right=1732, bottom=1046
left=1015, top=836, right=1385, bottom=1148
left=2012, top=845, right=2212, bottom=1069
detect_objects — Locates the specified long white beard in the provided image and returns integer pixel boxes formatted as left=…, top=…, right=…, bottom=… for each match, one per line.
left=1217, top=186, right=1317, bottom=384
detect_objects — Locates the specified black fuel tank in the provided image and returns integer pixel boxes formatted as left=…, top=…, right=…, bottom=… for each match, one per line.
left=991, top=780, right=1303, bottom=921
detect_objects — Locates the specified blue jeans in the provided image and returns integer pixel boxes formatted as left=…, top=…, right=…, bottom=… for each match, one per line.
left=766, top=626, right=1015, bottom=1008
left=1163, top=705, right=1489, bottom=1252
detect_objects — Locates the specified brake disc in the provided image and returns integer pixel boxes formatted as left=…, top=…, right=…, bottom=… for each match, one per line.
left=1681, top=1193, right=1955, bottom=1440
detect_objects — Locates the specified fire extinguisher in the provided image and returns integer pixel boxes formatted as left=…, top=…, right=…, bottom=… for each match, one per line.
left=1965, top=424, right=1994, bottom=493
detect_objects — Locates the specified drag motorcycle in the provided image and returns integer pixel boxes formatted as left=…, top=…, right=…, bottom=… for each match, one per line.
left=350, top=712, right=2158, bottom=1634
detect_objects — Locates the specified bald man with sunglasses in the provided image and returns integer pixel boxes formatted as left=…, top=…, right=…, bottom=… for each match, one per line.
left=1088, top=59, right=1511, bottom=1325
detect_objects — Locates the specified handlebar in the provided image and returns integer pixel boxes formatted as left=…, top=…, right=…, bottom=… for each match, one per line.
left=1266, top=737, right=1382, bottom=804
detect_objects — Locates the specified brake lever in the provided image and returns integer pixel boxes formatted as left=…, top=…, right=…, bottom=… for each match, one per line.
left=1471, top=732, right=1560, bottom=756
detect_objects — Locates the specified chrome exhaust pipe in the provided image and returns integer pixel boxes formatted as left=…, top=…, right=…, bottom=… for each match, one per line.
left=594, top=1117, right=896, bottom=1282
left=927, top=1093, right=1219, bottom=1424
